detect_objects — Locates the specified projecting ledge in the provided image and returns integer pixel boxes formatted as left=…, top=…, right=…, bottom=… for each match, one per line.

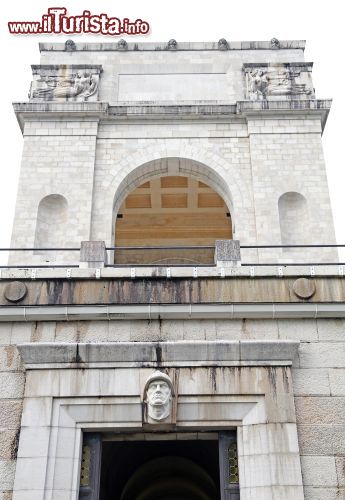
left=17, top=340, right=299, bottom=369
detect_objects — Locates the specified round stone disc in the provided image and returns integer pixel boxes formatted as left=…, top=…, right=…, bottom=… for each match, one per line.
left=4, top=281, right=27, bottom=303
left=292, top=278, right=316, bottom=300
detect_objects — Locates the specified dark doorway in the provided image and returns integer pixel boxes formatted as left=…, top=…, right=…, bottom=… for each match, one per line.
left=100, top=438, right=220, bottom=500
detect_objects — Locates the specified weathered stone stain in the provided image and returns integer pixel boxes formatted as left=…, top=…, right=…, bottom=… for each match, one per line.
left=10, top=429, right=20, bottom=460
left=0, top=277, right=344, bottom=306
left=4, top=346, right=15, bottom=368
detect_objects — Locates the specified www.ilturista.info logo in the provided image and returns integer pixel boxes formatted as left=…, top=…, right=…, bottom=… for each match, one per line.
left=8, top=7, right=150, bottom=35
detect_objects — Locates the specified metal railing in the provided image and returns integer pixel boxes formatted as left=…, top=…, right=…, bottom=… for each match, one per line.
left=0, top=243, right=344, bottom=269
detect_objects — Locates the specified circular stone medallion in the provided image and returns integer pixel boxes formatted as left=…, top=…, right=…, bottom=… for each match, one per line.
left=4, top=281, right=27, bottom=303
left=292, top=278, right=316, bottom=300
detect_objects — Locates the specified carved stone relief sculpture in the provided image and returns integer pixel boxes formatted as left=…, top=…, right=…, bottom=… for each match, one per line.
left=65, top=39, right=76, bottom=51
left=29, top=65, right=102, bottom=102
left=270, top=37, right=280, bottom=49
left=218, top=38, right=229, bottom=50
left=143, top=370, right=175, bottom=422
left=167, top=39, right=178, bottom=50
left=244, top=63, right=314, bottom=100
left=117, top=39, right=128, bottom=50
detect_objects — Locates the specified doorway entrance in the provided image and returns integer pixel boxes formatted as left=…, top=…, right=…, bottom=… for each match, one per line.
left=101, top=438, right=220, bottom=500
left=79, top=432, right=239, bottom=499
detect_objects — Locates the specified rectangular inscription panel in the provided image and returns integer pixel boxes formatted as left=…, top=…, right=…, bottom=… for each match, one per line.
left=118, top=73, right=228, bottom=101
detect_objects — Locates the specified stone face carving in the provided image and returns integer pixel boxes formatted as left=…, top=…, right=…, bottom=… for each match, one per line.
left=167, top=39, right=177, bottom=50
left=270, top=37, right=280, bottom=49
left=65, top=39, right=76, bottom=51
left=117, top=39, right=128, bottom=50
left=29, top=65, right=102, bottom=102
left=144, top=371, right=174, bottom=421
left=244, top=63, right=314, bottom=100
left=218, top=38, right=229, bottom=50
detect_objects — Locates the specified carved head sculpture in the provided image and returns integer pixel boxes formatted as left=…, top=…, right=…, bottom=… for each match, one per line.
left=167, top=39, right=178, bottom=50
left=218, top=38, right=229, bottom=50
left=144, top=371, right=174, bottom=421
left=65, top=39, right=76, bottom=51
left=117, top=39, right=128, bottom=50
left=270, top=37, right=280, bottom=49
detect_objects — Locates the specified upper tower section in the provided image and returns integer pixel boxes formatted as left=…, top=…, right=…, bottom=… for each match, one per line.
left=11, top=39, right=336, bottom=267
left=28, top=38, right=314, bottom=105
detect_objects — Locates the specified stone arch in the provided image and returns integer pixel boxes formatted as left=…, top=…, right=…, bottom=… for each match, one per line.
left=111, top=156, right=241, bottom=247
left=278, top=191, right=309, bottom=246
left=110, top=158, right=236, bottom=265
left=90, top=143, right=255, bottom=246
left=34, top=194, right=68, bottom=251
left=113, top=158, right=235, bottom=215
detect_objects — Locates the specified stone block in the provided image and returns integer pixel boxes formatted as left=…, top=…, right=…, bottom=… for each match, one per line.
left=278, top=319, right=318, bottom=342
left=160, top=320, right=184, bottom=341
left=240, top=340, right=298, bottom=362
left=9, top=490, right=44, bottom=500
left=30, top=322, right=56, bottom=342
left=0, top=325, right=12, bottom=346
left=239, top=452, right=302, bottom=487
left=0, top=374, right=25, bottom=399
left=336, top=457, right=345, bottom=487
left=304, top=487, right=345, bottom=500
left=298, top=343, right=345, bottom=368
left=271, top=486, right=304, bottom=499
left=10, top=324, right=33, bottom=344
left=77, top=321, right=109, bottom=342
left=329, top=369, right=345, bottom=396
left=54, top=322, right=78, bottom=342
left=20, top=398, right=52, bottom=427
left=292, top=369, right=330, bottom=396
left=240, top=423, right=299, bottom=455
left=214, top=239, right=241, bottom=266
left=264, top=392, right=297, bottom=424
left=295, top=397, right=345, bottom=425
left=0, top=431, right=18, bottom=460
left=80, top=241, right=107, bottom=268
left=16, top=427, right=50, bottom=460
left=0, top=346, right=22, bottom=372
left=0, top=492, right=13, bottom=500
left=0, top=460, right=16, bottom=491
left=297, top=425, right=345, bottom=455
left=17, top=343, right=77, bottom=366
left=108, top=320, right=132, bottom=341
left=317, top=319, right=345, bottom=341
left=215, top=320, right=243, bottom=340
left=183, top=320, right=216, bottom=341
left=129, top=320, right=161, bottom=342
left=240, top=319, right=279, bottom=339
left=12, top=457, right=47, bottom=490
left=0, top=401, right=22, bottom=429
left=301, top=455, right=337, bottom=487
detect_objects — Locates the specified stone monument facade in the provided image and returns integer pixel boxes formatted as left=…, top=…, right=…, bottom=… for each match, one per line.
left=0, top=39, right=344, bottom=500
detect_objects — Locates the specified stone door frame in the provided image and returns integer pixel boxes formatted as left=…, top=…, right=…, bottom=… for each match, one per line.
left=13, top=340, right=304, bottom=500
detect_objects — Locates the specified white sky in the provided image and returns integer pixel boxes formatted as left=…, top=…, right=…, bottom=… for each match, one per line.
left=0, top=0, right=344, bottom=262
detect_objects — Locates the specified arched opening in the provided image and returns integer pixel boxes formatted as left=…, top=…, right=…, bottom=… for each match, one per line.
left=278, top=191, right=309, bottom=247
left=121, top=456, right=218, bottom=500
left=34, top=194, right=68, bottom=253
left=114, top=175, right=232, bottom=264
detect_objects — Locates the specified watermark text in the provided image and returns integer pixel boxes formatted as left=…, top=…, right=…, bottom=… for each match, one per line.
left=8, top=7, right=150, bottom=35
